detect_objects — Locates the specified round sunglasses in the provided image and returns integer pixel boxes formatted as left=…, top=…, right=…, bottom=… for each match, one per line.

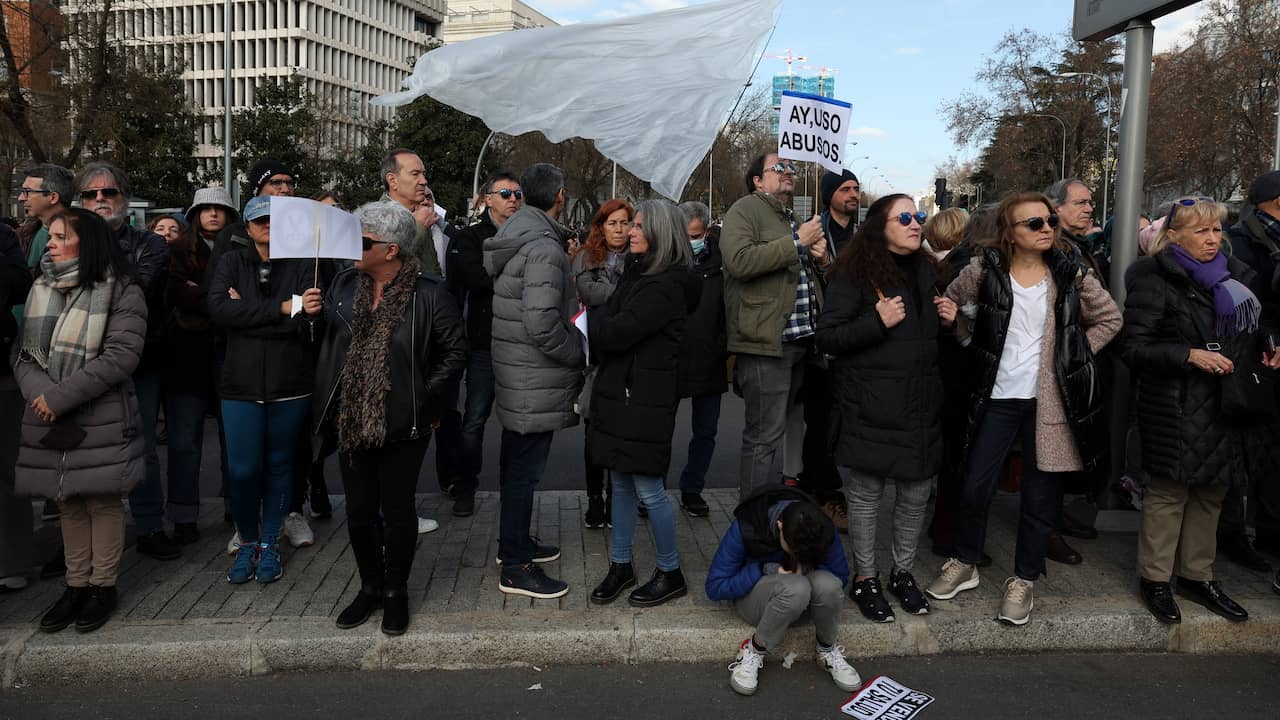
left=1013, top=214, right=1060, bottom=231
left=896, top=211, right=927, bottom=226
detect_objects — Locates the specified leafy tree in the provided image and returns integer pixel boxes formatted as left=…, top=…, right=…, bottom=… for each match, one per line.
left=328, top=119, right=392, bottom=207
left=230, top=75, right=323, bottom=198
left=390, top=94, right=493, bottom=220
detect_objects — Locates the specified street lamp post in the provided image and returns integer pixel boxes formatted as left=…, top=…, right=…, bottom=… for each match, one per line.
left=1023, top=113, right=1067, bottom=180
left=1032, top=66, right=1114, bottom=222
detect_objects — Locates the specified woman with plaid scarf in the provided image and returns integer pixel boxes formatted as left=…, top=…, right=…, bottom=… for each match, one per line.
left=13, top=208, right=147, bottom=634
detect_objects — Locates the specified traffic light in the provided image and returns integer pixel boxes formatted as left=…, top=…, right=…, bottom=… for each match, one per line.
left=935, top=178, right=948, bottom=209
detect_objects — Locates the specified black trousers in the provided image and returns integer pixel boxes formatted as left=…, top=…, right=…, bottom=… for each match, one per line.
left=340, top=436, right=430, bottom=591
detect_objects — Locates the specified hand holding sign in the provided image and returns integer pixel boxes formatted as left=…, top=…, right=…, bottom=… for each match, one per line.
left=778, top=91, right=853, bottom=175
left=268, top=197, right=362, bottom=287
left=797, top=215, right=825, bottom=247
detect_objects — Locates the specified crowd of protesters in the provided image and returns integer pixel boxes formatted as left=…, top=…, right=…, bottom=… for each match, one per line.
left=2, top=149, right=1279, bottom=697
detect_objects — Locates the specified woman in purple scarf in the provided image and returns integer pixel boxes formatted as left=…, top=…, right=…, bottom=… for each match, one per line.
left=1119, top=196, right=1280, bottom=626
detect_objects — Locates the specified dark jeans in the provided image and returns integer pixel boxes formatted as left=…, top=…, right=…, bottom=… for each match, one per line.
left=222, top=398, right=309, bottom=544
left=0, top=377, right=31, bottom=578
left=289, top=407, right=321, bottom=514
left=341, top=436, right=430, bottom=591
left=498, top=428, right=554, bottom=565
left=126, top=369, right=165, bottom=535
left=435, top=378, right=466, bottom=495
left=459, top=350, right=496, bottom=494
left=955, top=398, right=1063, bottom=581
left=679, top=393, right=722, bottom=494
left=163, top=389, right=209, bottom=524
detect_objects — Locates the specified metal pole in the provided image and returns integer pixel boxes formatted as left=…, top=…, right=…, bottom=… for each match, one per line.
left=611, top=161, right=617, bottom=198
left=471, top=130, right=497, bottom=204
left=1101, top=82, right=1113, bottom=224
left=222, top=0, right=233, bottom=192
left=1273, top=70, right=1280, bottom=170
left=709, top=150, right=713, bottom=215
left=1109, top=20, right=1153, bottom=304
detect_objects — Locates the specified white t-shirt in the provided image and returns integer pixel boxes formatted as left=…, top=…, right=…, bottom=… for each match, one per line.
left=991, top=274, right=1048, bottom=399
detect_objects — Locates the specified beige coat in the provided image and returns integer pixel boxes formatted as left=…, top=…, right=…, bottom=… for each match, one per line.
left=946, top=258, right=1122, bottom=472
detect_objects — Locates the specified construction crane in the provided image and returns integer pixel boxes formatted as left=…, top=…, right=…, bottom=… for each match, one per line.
left=764, top=48, right=808, bottom=91
left=799, top=65, right=840, bottom=96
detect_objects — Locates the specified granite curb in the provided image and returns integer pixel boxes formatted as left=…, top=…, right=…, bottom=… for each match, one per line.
left=6, top=600, right=1278, bottom=686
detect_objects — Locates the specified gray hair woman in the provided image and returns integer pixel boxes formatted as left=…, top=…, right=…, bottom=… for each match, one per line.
left=310, top=201, right=466, bottom=636
left=586, top=198, right=695, bottom=608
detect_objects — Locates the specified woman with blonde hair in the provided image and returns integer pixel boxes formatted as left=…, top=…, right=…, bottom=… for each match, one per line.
left=1119, top=197, right=1275, bottom=625
left=923, top=208, right=967, bottom=260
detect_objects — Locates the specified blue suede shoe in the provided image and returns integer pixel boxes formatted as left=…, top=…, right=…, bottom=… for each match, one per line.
left=255, top=538, right=283, bottom=584
left=226, top=543, right=257, bottom=584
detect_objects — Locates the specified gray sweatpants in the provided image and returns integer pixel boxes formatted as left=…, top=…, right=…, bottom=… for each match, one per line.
left=844, top=469, right=933, bottom=577
left=733, top=570, right=844, bottom=651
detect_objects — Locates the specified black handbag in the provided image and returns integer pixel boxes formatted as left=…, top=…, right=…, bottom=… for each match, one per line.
left=1186, top=302, right=1279, bottom=422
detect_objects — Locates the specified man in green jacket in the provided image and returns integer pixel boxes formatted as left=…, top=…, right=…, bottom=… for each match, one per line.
left=720, top=152, right=830, bottom=499
left=18, top=164, right=74, bottom=271
left=380, top=148, right=444, bottom=277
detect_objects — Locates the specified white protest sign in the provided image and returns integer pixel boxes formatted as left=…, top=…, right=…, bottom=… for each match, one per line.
left=840, top=675, right=935, bottom=720
left=268, top=196, right=362, bottom=262
left=777, top=90, right=853, bottom=175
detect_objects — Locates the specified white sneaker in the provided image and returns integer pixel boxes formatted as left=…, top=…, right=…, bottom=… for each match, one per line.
left=417, top=516, right=440, bottom=534
left=226, top=531, right=241, bottom=556
left=997, top=577, right=1034, bottom=626
left=0, top=575, right=28, bottom=592
left=728, top=638, right=766, bottom=696
left=817, top=644, right=861, bottom=691
left=283, top=512, right=315, bottom=548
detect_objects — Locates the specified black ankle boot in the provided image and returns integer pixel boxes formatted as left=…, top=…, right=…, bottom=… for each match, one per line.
left=40, top=585, right=89, bottom=633
left=75, top=585, right=117, bottom=633
left=381, top=588, right=410, bottom=636
left=336, top=587, right=382, bottom=629
left=590, top=562, right=636, bottom=605
left=628, top=567, right=687, bottom=608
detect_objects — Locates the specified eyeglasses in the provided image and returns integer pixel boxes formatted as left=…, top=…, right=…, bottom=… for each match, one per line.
left=765, top=162, right=798, bottom=175
left=362, top=236, right=391, bottom=251
left=896, top=212, right=928, bottom=227
left=1013, top=214, right=1060, bottom=231
left=79, top=187, right=121, bottom=200
left=266, top=178, right=297, bottom=189
left=17, top=188, right=53, bottom=198
left=1166, top=196, right=1216, bottom=225
left=486, top=189, right=523, bottom=200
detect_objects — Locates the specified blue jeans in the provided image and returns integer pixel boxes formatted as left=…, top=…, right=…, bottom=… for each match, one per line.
left=459, top=350, right=496, bottom=492
left=610, top=471, right=681, bottom=571
left=498, top=428, right=554, bottom=565
left=126, top=369, right=165, bottom=534
left=162, top=390, right=208, bottom=524
left=955, top=399, right=1064, bottom=581
left=222, top=398, right=309, bottom=544
left=679, top=393, right=722, bottom=494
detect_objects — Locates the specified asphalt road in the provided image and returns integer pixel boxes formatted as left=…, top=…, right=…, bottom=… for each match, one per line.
left=191, top=391, right=750, bottom=496
left=5, top=654, right=1277, bottom=719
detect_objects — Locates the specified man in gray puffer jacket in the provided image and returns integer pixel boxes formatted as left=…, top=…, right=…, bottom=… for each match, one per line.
left=483, top=162, right=584, bottom=600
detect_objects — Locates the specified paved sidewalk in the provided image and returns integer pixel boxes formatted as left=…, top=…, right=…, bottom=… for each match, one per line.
left=2, top=489, right=1278, bottom=685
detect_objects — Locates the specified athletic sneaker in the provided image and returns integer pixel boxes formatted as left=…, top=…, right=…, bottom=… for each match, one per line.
left=817, top=644, right=861, bottom=692
left=283, top=512, right=315, bottom=548
left=498, top=562, right=568, bottom=599
left=417, top=516, right=440, bottom=534
left=255, top=539, right=284, bottom=584
left=728, top=638, right=766, bottom=696
left=226, top=531, right=241, bottom=556
left=997, top=577, right=1034, bottom=626
left=925, top=558, right=980, bottom=600
left=888, top=569, right=931, bottom=615
left=851, top=576, right=895, bottom=623
left=226, top=544, right=257, bottom=584
left=495, top=539, right=561, bottom=565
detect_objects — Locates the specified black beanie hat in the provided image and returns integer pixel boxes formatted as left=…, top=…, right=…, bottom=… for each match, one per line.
left=820, top=169, right=860, bottom=207
left=1247, top=170, right=1280, bottom=206
left=249, top=157, right=292, bottom=196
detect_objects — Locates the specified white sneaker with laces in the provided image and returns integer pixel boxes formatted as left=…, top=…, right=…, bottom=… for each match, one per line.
left=817, top=644, right=861, bottom=691
left=226, top=530, right=241, bottom=556
left=417, top=516, right=440, bottom=534
left=997, top=577, right=1034, bottom=626
left=728, top=638, right=766, bottom=696
left=283, top=512, right=315, bottom=548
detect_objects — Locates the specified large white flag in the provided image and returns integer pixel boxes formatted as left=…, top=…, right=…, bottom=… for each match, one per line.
left=372, top=0, right=780, bottom=201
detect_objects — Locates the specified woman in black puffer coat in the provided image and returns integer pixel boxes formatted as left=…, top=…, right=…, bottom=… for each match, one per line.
left=587, top=199, right=697, bottom=609
left=1119, top=196, right=1278, bottom=626
left=817, top=194, right=956, bottom=623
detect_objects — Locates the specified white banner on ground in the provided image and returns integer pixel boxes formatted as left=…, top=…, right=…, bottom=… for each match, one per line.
left=840, top=675, right=935, bottom=719
left=268, top=196, right=362, bottom=261
left=777, top=90, right=853, bottom=175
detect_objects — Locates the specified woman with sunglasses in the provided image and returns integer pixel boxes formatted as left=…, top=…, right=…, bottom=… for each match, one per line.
left=207, top=195, right=322, bottom=586
left=816, top=195, right=956, bottom=623
left=569, top=198, right=634, bottom=528
left=1119, top=196, right=1276, bottom=625
left=926, top=191, right=1121, bottom=626
left=311, top=201, right=466, bottom=634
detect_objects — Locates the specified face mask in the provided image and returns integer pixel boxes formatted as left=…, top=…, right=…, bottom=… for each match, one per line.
left=691, top=239, right=706, bottom=255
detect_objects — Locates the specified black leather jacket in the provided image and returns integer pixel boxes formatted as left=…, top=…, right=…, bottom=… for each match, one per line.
left=312, top=267, right=467, bottom=446
left=963, top=246, right=1107, bottom=470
